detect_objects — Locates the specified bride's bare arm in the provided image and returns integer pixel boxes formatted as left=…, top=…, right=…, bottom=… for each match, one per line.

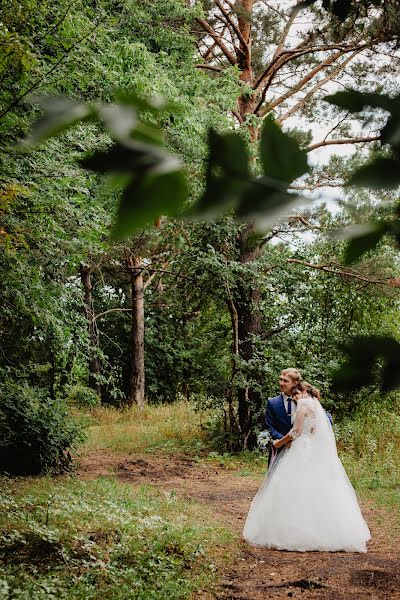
left=273, top=432, right=292, bottom=449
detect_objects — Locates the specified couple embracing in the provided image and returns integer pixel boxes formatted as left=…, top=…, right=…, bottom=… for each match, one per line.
left=243, top=368, right=371, bottom=553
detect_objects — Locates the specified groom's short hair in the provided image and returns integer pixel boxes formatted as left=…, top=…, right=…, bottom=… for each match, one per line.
left=281, top=368, right=301, bottom=383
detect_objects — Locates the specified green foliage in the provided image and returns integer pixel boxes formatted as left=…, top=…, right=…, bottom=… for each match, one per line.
left=323, top=90, right=400, bottom=393
left=65, top=385, right=101, bottom=409
left=336, top=395, right=400, bottom=514
left=0, top=379, right=85, bottom=475
left=0, top=477, right=234, bottom=599
left=28, top=100, right=310, bottom=235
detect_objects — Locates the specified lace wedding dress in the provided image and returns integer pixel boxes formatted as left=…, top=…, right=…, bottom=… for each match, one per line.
left=243, top=395, right=371, bottom=552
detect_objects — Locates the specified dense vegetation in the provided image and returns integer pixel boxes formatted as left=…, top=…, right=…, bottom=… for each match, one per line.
left=1, top=0, right=400, bottom=474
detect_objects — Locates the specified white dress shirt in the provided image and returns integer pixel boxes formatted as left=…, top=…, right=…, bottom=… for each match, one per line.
left=282, top=392, right=297, bottom=424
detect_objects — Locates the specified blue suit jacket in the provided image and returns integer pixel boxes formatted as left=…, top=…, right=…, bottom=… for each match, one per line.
left=265, top=393, right=333, bottom=440
left=265, top=394, right=292, bottom=440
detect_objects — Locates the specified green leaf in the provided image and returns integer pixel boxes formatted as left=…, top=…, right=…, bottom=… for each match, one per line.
left=97, top=104, right=137, bottom=141
left=113, top=169, right=187, bottom=239
left=115, top=91, right=169, bottom=113
left=347, top=158, right=400, bottom=189
left=25, top=97, right=93, bottom=145
left=381, top=114, right=400, bottom=148
left=235, top=177, right=309, bottom=230
left=260, top=117, right=309, bottom=184
left=80, top=142, right=177, bottom=174
left=343, top=222, right=389, bottom=264
left=191, top=129, right=250, bottom=217
left=333, top=336, right=400, bottom=393
left=325, top=90, right=398, bottom=114
left=330, top=0, right=353, bottom=21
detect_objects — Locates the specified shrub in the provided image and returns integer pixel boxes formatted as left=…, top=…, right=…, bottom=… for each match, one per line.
left=65, top=384, right=101, bottom=408
left=0, top=380, right=85, bottom=475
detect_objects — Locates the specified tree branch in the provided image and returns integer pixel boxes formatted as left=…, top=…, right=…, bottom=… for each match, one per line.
left=272, top=6, right=297, bottom=61
left=195, top=17, right=237, bottom=66
left=287, top=258, right=392, bottom=285
left=306, top=135, right=380, bottom=153
left=279, top=50, right=362, bottom=123
left=195, top=64, right=225, bottom=72
left=215, top=0, right=248, bottom=50
left=261, top=320, right=294, bottom=339
left=257, top=49, right=346, bottom=117
left=253, top=42, right=370, bottom=93
left=94, top=308, right=131, bottom=321
left=143, top=269, right=159, bottom=290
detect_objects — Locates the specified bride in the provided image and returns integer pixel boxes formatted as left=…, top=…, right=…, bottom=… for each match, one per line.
left=243, top=381, right=371, bottom=552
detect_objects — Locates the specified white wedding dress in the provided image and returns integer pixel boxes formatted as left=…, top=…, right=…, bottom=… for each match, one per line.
left=243, top=395, right=371, bottom=552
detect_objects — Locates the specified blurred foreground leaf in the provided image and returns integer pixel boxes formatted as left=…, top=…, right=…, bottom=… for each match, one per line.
left=25, top=97, right=93, bottom=145
left=192, top=119, right=309, bottom=228
left=260, top=116, right=309, bottom=184
left=333, top=336, right=400, bottom=393
left=347, top=158, right=400, bottom=189
left=27, top=95, right=310, bottom=237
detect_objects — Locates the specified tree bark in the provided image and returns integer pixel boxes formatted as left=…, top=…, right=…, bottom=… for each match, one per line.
left=79, top=264, right=102, bottom=399
left=235, top=223, right=263, bottom=449
left=126, top=255, right=145, bottom=408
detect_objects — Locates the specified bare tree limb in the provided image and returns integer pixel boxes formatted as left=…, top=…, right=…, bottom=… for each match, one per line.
left=277, top=50, right=362, bottom=123
left=215, top=0, right=249, bottom=50
left=195, top=64, right=225, bottom=72
left=289, top=181, right=344, bottom=190
left=261, top=320, right=295, bottom=339
left=306, top=135, right=380, bottom=152
left=287, top=258, right=393, bottom=285
left=253, top=42, right=370, bottom=93
left=272, top=6, right=297, bottom=60
left=143, top=269, right=159, bottom=290
left=257, top=49, right=346, bottom=116
left=196, top=16, right=237, bottom=65
left=94, top=308, right=131, bottom=321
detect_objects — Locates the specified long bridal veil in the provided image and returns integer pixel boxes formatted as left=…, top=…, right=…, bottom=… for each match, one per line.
left=243, top=397, right=371, bottom=552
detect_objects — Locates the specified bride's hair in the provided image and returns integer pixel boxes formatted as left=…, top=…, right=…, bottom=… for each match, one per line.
left=293, top=380, right=321, bottom=400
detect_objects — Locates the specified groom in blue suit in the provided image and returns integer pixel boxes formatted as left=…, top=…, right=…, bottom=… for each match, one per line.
left=265, top=368, right=301, bottom=465
left=265, top=368, right=332, bottom=465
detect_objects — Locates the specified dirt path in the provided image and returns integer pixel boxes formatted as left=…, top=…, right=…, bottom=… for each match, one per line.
left=77, top=451, right=400, bottom=599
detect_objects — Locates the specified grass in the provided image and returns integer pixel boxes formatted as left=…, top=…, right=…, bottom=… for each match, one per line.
left=77, top=402, right=210, bottom=457
left=78, top=399, right=400, bottom=507
left=0, top=476, right=236, bottom=599
left=335, top=405, right=400, bottom=521
left=77, top=400, right=268, bottom=475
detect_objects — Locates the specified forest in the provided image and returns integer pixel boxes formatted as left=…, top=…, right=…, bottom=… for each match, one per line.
left=1, top=0, right=400, bottom=598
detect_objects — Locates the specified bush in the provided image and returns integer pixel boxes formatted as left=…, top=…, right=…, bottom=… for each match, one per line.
left=65, top=384, right=101, bottom=408
left=0, top=380, right=85, bottom=475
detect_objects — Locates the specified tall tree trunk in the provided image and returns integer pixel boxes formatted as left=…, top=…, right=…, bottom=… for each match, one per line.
left=126, top=255, right=145, bottom=408
left=235, top=224, right=263, bottom=449
left=225, top=279, right=241, bottom=447
left=79, top=264, right=102, bottom=399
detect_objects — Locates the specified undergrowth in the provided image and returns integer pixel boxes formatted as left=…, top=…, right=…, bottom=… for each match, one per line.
left=0, top=476, right=235, bottom=599
left=335, top=403, right=400, bottom=519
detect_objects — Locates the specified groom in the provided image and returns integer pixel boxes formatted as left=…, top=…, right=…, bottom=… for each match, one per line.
left=265, top=367, right=301, bottom=466
left=265, top=368, right=332, bottom=466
